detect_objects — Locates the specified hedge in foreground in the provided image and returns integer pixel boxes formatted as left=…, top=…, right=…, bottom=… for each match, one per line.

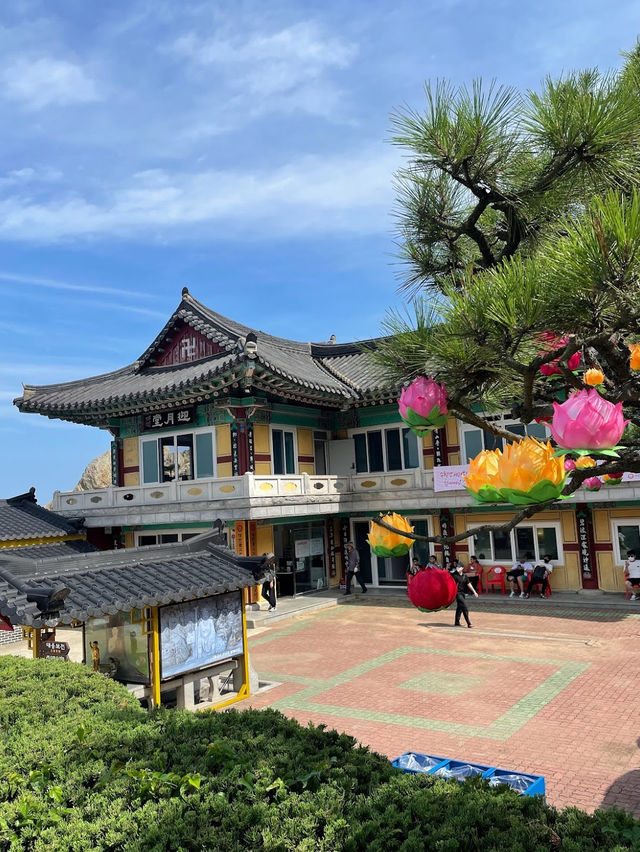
left=0, top=656, right=639, bottom=851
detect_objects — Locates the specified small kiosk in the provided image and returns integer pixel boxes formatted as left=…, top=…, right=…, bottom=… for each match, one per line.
left=0, top=532, right=261, bottom=710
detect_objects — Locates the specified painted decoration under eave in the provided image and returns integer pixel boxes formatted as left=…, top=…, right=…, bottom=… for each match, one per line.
left=398, top=376, right=448, bottom=435
left=464, top=436, right=566, bottom=506
left=367, top=513, right=414, bottom=557
left=407, top=567, right=458, bottom=613
left=550, top=389, right=628, bottom=456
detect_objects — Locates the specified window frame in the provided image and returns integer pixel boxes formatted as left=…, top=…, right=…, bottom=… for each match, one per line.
left=348, top=424, right=421, bottom=474
left=139, top=425, right=216, bottom=485
left=466, top=521, right=563, bottom=566
left=459, top=417, right=549, bottom=464
left=612, top=520, right=640, bottom=566
left=135, top=529, right=208, bottom=547
left=270, top=425, right=298, bottom=475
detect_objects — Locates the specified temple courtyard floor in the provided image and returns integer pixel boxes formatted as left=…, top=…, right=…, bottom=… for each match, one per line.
left=240, top=594, right=640, bottom=817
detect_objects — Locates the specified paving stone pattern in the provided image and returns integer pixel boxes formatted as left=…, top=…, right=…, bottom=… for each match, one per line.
left=243, top=600, right=640, bottom=815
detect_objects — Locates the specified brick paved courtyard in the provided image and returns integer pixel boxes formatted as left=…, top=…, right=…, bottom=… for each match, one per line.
left=242, top=597, right=640, bottom=816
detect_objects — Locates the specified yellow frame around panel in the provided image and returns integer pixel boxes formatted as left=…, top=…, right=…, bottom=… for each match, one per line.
left=204, top=599, right=251, bottom=712
left=150, top=607, right=161, bottom=708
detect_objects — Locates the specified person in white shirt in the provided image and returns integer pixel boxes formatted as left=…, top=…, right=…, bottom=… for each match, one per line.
left=624, top=551, right=640, bottom=600
left=507, top=555, right=533, bottom=598
left=525, top=555, right=554, bottom=598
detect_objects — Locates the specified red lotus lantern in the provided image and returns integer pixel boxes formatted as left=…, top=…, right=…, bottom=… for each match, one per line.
left=407, top=566, right=457, bottom=613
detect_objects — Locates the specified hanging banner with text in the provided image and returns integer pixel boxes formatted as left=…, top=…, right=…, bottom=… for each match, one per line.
left=433, top=464, right=470, bottom=492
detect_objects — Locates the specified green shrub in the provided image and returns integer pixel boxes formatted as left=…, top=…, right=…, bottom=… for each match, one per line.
left=0, top=656, right=639, bottom=851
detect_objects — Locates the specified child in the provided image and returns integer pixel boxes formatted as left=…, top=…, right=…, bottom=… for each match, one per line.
left=452, top=563, right=479, bottom=627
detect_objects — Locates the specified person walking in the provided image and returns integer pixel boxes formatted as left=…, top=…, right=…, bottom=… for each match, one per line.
left=344, top=541, right=367, bottom=595
left=451, top=563, right=478, bottom=627
left=260, top=552, right=277, bottom=611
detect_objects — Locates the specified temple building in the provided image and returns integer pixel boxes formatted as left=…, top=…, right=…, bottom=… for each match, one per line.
left=14, top=288, right=640, bottom=596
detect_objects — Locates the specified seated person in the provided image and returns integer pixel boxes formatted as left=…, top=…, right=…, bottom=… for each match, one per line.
left=625, top=550, right=640, bottom=600
left=462, top=555, right=482, bottom=592
left=507, top=555, right=533, bottom=598
left=409, top=556, right=423, bottom=576
left=525, top=555, right=553, bottom=598
left=427, top=554, right=441, bottom=569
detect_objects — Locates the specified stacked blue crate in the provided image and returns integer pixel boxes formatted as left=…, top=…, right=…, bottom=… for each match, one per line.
left=392, top=751, right=545, bottom=797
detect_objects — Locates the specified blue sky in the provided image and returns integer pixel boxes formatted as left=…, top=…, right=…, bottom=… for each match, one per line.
left=1, top=0, right=639, bottom=502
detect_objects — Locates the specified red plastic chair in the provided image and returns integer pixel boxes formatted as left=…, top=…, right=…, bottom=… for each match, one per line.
left=475, top=566, right=484, bottom=595
left=485, top=566, right=506, bottom=595
left=528, top=574, right=552, bottom=598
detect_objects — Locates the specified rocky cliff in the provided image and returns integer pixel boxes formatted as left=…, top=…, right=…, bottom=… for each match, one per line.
left=74, top=450, right=112, bottom=491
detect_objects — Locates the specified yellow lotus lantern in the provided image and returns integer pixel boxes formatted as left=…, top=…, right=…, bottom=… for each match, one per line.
left=629, top=343, right=640, bottom=371
left=367, top=513, right=414, bottom=557
left=575, top=455, right=596, bottom=469
left=465, top=436, right=566, bottom=506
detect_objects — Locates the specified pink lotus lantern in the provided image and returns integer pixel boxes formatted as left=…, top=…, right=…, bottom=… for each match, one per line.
left=550, top=389, right=628, bottom=456
left=398, top=376, right=448, bottom=435
left=583, top=476, right=602, bottom=492
left=564, top=458, right=576, bottom=471
left=538, top=332, right=582, bottom=377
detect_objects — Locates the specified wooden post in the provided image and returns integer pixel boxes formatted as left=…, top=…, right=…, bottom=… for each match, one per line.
left=150, top=607, right=161, bottom=708
left=32, top=628, right=41, bottom=659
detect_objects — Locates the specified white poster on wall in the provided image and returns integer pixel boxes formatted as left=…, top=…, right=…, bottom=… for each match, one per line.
left=433, top=464, right=470, bottom=492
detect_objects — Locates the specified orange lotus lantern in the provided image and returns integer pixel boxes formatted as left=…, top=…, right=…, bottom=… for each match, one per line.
left=575, top=456, right=596, bottom=469
left=584, top=368, right=604, bottom=386
left=629, top=344, right=640, bottom=371
left=465, top=436, right=566, bottom=506
left=367, top=513, right=414, bottom=557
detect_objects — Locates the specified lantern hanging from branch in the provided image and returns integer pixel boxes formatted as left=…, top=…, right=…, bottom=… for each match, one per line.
left=538, top=332, right=582, bottom=376
left=407, top=566, right=458, bottom=613
left=465, top=437, right=566, bottom=506
left=603, top=473, right=624, bottom=486
left=629, top=343, right=640, bottom=371
left=550, top=389, right=628, bottom=456
left=367, top=513, right=414, bottom=557
left=398, top=376, right=448, bottom=435
left=583, top=476, right=602, bottom=492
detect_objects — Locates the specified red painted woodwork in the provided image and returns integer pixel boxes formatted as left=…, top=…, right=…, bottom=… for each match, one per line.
left=155, top=322, right=223, bottom=366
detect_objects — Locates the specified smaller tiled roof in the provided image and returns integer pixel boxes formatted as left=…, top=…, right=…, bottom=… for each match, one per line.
left=2, top=540, right=98, bottom=560
left=0, top=532, right=260, bottom=627
left=0, top=490, right=83, bottom=542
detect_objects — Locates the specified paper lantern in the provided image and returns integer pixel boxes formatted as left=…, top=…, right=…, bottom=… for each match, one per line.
left=629, top=343, right=640, bottom=371
left=550, top=389, right=628, bottom=455
left=398, top=376, right=448, bottom=435
left=538, top=332, right=581, bottom=376
left=465, top=437, right=566, bottom=506
left=367, top=513, right=414, bottom=557
left=603, top=473, right=624, bottom=486
left=583, top=476, right=602, bottom=492
left=583, top=368, right=604, bottom=386
left=408, top=567, right=458, bottom=613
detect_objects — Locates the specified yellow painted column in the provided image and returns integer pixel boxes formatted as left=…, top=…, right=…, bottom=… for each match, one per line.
left=150, top=607, right=161, bottom=708
left=240, top=602, right=250, bottom=699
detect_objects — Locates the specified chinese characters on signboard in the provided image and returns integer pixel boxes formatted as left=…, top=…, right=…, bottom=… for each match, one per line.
left=432, top=429, right=444, bottom=467
left=577, top=513, right=592, bottom=577
left=247, top=425, right=255, bottom=472
left=142, top=408, right=195, bottom=432
left=231, top=427, right=240, bottom=476
left=439, top=512, right=452, bottom=566
left=327, top=520, right=337, bottom=577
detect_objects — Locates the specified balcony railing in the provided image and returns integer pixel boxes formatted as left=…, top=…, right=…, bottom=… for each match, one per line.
left=51, top=469, right=436, bottom=514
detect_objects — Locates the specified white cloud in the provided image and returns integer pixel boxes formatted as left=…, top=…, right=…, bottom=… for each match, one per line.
left=0, top=270, right=148, bottom=298
left=170, top=20, right=357, bottom=118
left=0, top=146, right=398, bottom=242
left=0, top=56, right=99, bottom=109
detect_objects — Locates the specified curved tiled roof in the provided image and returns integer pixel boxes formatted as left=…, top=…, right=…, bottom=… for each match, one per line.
left=0, top=533, right=259, bottom=627
left=0, top=492, right=83, bottom=542
left=15, top=290, right=396, bottom=422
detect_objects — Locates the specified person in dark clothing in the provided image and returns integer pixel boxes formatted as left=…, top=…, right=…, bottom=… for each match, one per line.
left=451, top=563, right=478, bottom=627
left=260, top=552, right=277, bottom=611
left=344, top=541, right=367, bottom=595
